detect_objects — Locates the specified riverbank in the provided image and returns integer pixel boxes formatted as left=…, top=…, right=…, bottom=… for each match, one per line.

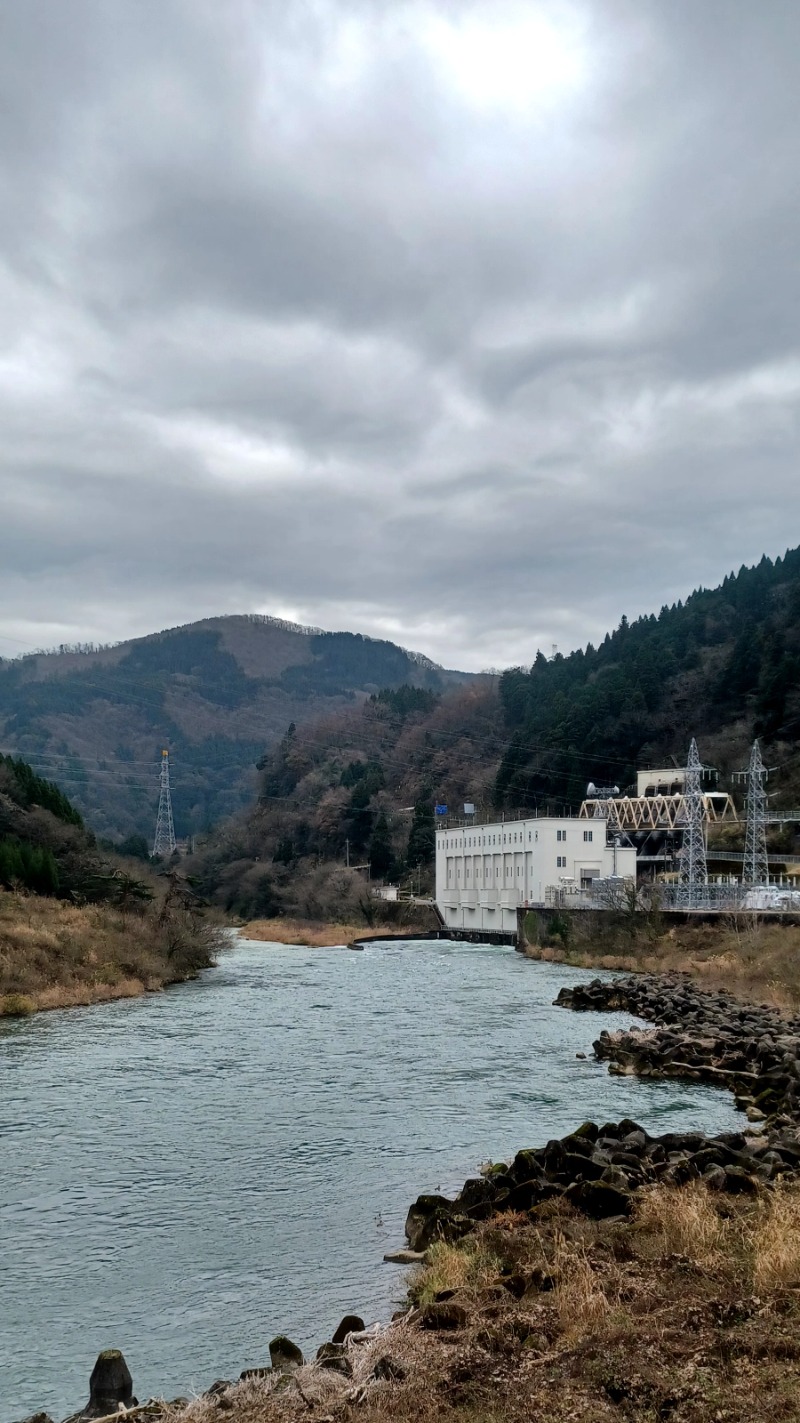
left=155, top=1179, right=800, bottom=1423
left=0, top=890, right=221, bottom=1016
left=242, top=913, right=436, bottom=947
left=521, top=912, right=800, bottom=1010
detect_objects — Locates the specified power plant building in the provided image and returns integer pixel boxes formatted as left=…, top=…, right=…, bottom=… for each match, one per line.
left=435, top=815, right=637, bottom=935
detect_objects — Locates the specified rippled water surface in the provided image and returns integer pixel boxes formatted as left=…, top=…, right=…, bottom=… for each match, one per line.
left=1, top=936, right=742, bottom=1418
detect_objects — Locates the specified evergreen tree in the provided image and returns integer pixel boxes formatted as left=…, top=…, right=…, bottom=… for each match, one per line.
left=369, top=811, right=394, bottom=879
left=406, top=796, right=435, bottom=867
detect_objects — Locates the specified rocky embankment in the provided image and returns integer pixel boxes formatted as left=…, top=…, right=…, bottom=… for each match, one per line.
left=21, top=971, right=800, bottom=1423
left=405, top=972, right=800, bottom=1249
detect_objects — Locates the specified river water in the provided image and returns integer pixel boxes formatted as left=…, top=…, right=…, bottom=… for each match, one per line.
left=1, top=936, right=741, bottom=1419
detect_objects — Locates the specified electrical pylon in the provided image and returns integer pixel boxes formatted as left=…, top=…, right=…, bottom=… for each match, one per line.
left=676, top=738, right=708, bottom=909
left=743, top=739, right=769, bottom=887
left=152, top=749, right=176, bottom=857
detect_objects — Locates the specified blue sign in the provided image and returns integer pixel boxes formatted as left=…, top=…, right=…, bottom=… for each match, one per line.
left=435, top=804, right=448, bottom=816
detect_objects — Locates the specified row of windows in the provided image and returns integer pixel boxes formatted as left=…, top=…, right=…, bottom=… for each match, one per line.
left=442, top=828, right=593, bottom=850
left=450, top=858, right=592, bottom=879
left=443, top=830, right=540, bottom=849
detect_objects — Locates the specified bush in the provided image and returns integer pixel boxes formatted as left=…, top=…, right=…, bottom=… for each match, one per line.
left=1, top=993, right=37, bottom=1017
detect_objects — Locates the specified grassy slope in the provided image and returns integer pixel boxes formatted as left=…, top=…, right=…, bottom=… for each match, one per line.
left=521, top=912, right=800, bottom=1011
left=0, top=890, right=221, bottom=1014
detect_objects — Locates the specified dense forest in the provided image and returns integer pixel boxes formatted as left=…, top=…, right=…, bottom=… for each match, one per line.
left=189, top=680, right=501, bottom=918
left=495, top=549, right=800, bottom=811
left=0, top=751, right=151, bottom=904
left=0, top=617, right=469, bottom=842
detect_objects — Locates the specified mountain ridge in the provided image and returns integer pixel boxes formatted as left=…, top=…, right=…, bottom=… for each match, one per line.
left=0, top=614, right=474, bottom=841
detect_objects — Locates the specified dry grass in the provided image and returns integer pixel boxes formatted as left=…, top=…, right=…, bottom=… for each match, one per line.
left=242, top=917, right=413, bottom=948
left=635, top=1180, right=726, bottom=1265
left=0, top=890, right=219, bottom=1014
left=753, top=1186, right=800, bottom=1291
left=552, top=1233, right=612, bottom=1336
left=524, top=917, right=800, bottom=1009
left=410, top=1239, right=501, bottom=1307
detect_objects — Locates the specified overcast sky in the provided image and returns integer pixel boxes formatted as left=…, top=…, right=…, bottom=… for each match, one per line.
left=1, top=1, right=799, bottom=672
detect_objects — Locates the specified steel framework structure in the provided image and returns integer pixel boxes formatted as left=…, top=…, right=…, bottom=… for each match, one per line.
left=675, top=738, right=708, bottom=909
left=152, top=749, right=176, bottom=857
left=578, top=791, right=737, bottom=831
left=743, top=739, right=769, bottom=887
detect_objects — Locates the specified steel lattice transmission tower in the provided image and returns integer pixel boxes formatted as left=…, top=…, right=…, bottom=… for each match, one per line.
left=152, top=749, right=176, bottom=858
left=676, top=738, right=708, bottom=909
left=743, top=739, right=769, bottom=887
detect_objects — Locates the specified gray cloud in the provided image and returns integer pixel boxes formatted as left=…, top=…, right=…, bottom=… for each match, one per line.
left=1, top=0, right=799, bottom=670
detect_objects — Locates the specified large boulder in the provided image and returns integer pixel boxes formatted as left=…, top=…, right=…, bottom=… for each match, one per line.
left=62, top=1350, right=137, bottom=1421
left=269, top=1335, right=304, bottom=1373
left=564, top=1180, right=632, bottom=1218
left=331, top=1314, right=365, bottom=1344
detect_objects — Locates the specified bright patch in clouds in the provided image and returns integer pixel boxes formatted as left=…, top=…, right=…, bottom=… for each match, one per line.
left=421, top=3, right=588, bottom=113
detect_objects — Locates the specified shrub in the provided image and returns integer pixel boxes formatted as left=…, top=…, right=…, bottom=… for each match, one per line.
left=1, top=993, right=37, bottom=1017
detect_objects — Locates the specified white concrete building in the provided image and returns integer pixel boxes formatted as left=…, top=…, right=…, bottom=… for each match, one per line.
left=435, top=814, right=637, bottom=935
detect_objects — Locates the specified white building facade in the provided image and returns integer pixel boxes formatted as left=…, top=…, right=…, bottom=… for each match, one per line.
left=435, top=814, right=637, bottom=935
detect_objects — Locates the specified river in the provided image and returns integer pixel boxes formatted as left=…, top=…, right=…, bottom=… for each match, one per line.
left=1, top=935, right=742, bottom=1420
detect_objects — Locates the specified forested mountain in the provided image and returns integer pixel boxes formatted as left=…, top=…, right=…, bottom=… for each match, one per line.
left=0, top=616, right=470, bottom=842
left=496, top=548, right=800, bottom=810
left=189, top=679, right=501, bottom=918
left=193, top=547, right=800, bottom=919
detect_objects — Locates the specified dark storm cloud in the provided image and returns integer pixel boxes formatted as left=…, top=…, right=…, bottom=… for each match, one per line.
left=1, top=0, right=799, bottom=668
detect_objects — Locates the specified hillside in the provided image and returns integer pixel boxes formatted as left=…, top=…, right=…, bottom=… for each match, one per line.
left=193, top=548, right=800, bottom=920
left=0, top=616, right=471, bottom=843
left=0, top=753, right=219, bottom=1014
left=190, top=678, right=502, bottom=919
left=495, top=548, right=800, bottom=812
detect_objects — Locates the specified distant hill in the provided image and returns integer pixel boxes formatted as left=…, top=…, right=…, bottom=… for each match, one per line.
left=0, top=616, right=471, bottom=841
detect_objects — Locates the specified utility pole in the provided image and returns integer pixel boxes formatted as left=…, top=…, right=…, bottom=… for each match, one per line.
left=345, top=838, right=350, bottom=868
left=676, top=738, right=707, bottom=910
left=152, top=749, right=176, bottom=858
left=735, top=739, right=770, bottom=887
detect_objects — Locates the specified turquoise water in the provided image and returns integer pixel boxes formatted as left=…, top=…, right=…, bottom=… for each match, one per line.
left=0, top=936, right=741, bottom=1419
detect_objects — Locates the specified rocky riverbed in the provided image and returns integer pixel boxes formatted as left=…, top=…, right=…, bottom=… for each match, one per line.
left=19, top=970, right=800, bottom=1423
left=406, top=972, right=800, bottom=1250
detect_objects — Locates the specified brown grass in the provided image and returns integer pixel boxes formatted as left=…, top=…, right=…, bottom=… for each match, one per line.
left=635, top=1179, right=726, bottom=1264
left=523, top=917, right=800, bottom=1009
left=0, top=890, right=219, bottom=1014
left=410, top=1239, right=501, bottom=1307
left=242, top=917, right=414, bottom=948
left=753, top=1186, right=800, bottom=1291
left=552, top=1233, right=612, bottom=1336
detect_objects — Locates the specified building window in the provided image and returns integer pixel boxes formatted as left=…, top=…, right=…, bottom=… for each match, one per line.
left=557, top=855, right=565, bottom=868
left=583, top=830, right=593, bottom=842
